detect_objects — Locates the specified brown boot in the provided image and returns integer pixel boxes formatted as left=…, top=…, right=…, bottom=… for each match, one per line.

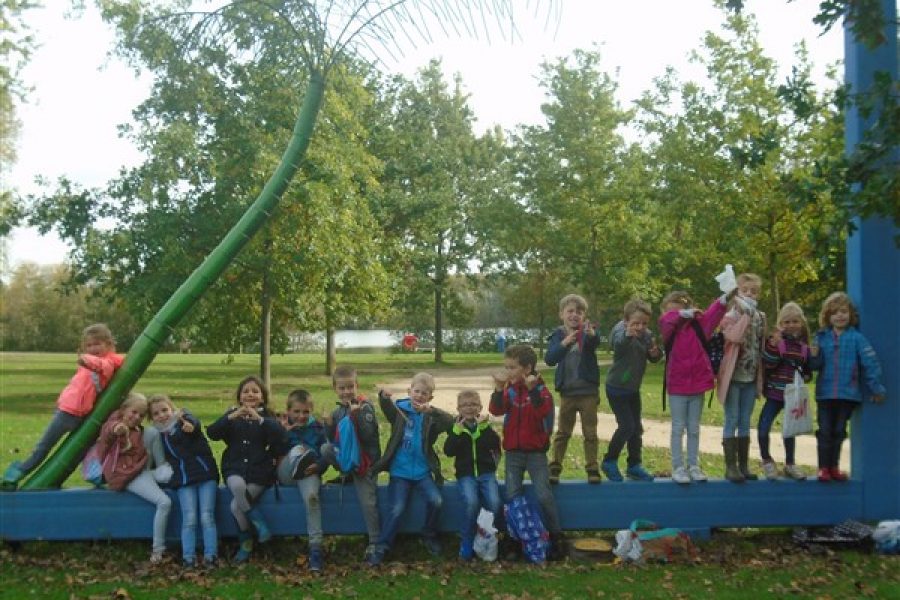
left=723, top=438, right=744, bottom=483
left=737, top=436, right=758, bottom=481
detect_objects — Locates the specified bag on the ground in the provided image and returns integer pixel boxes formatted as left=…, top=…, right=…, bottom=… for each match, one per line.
left=782, top=370, right=813, bottom=438
left=613, top=519, right=697, bottom=563
left=873, top=520, right=900, bottom=555
left=473, top=508, right=499, bottom=562
left=505, top=495, right=550, bottom=564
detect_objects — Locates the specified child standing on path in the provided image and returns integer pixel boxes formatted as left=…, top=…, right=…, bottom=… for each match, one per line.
left=3, top=324, right=125, bottom=489
left=490, top=344, right=566, bottom=560
left=149, top=394, right=219, bottom=568
left=809, top=292, right=886, bottom=482
left=545, top=294, right=602, bottom=484
left=97, top=393, right=173, bottom=563
left=717, top=273, right=767, bottom=483
left=443, top=390, right=502, bottom=561
left=367, top=373, right=454, bottom=566
left=660, top=288, right=734, bottom=484
left=207, top=376, right=286, bottom=563
left=759, top=302, right=812, bottom=480
left=276, top=389, right=329, bottom=573
left=320, top=365, right=382, bottom=561
left=602, top=299, right=662, bottom=482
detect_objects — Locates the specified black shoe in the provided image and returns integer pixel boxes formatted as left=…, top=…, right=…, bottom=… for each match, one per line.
left=327, top=474, right=353, bottom=485
left=548, top=533, right=567, bottom=561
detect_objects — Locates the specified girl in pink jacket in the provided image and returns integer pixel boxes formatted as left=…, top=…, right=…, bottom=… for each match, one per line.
left=659, top=290, right=734, bottom=484
left=2, top=323, right=125, bottom=489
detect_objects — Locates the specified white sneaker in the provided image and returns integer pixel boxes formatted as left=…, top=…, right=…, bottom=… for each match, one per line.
left=688, top=465, right=708, bottom=482
left=783, top=464, right=806, bottom=480
left=150, top=551, right=164, bottom=564
left=762, top=460, right=779, bottom=480
left=672, top=466, right=691, bottom=484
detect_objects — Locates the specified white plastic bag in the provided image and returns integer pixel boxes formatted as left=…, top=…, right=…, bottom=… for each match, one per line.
left=783, top=370, right=813, bottom=438
left=612, top=529, right=642, bottom=561
left=152, top=463, right=173, bottom=484
left=473, top=508, right=499, bottom=562
left=872, top=520, right=900, bottom=554
left=715, top=264, right=738, bottom=295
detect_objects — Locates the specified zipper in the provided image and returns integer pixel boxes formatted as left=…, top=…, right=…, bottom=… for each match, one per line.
left=831, top=330, right=839, bottom=399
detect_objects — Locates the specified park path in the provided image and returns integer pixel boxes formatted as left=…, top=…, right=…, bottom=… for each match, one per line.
left=380, top=366, right=848, bottom=470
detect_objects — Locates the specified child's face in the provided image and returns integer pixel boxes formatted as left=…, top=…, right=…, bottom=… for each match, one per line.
left=780, top=316, right=804, bottom=338
left=122, top=406, right=145, bottom=428
left=333, top=377, right=358, bottom=405
left=287, top=400, right=313, bottom=425
left=739, top=283, right=760, bottom=300
left=503, top=357, right=531, bottom=384
left=457, top=397, right=481, bottom=421
left=625, top=312, right=650, bottom=336
left=84, top=337, right=111, bottom=357
left=239, top=381, right=264, bottom=409
left=408, top=382, right=433, bottom=406
left=829, top=305, right=851, bottom=330
left=150, top=402, right=174, bottom=426
left=560, top=303, right=585, bottom=330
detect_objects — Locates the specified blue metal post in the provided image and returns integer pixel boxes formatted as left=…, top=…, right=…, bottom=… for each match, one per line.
left=844, top=0, right=900, bottom=520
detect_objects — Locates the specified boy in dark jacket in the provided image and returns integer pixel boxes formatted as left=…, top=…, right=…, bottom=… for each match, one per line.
left=490, top=344, right=565, bottom=560
left=443, top=390, right=502, bottom=561
left=367, top=372, right=454, bottom=566
left=276, top=389, right=329, bottom=573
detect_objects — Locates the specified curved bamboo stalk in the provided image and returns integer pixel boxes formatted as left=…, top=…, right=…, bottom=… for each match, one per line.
left=21, top=72, right=326, bottom=490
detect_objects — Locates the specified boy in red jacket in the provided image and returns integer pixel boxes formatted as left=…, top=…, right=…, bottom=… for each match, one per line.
left=489, top=344, right=565, bottom=560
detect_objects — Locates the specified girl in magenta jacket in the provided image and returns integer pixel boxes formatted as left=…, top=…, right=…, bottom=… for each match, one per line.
left=659, top=290, right=733, bottom=484
left=2, top=323, right=125, bottom=489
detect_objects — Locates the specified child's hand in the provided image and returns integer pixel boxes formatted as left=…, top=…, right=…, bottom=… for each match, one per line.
left=562, top=330, right=578, bottom=346
left=477, top=413, right=490, bottom=424
left=349, top=400, right=361, bottom=413
left=412, top=401, right=431, bottom=413
left=244, top=406, right=262, bottom=422
left=525, top=372, right=539, bottom=389
left=181, top=418, right=195, bottom=434
left=584, top=321, right=595, bottom=337
left=113, top=422, right=129, bottom=436
left=378, top=387, right=393, bottom=401
left=76, top=356, right=87, bottom=368
left=770, top=329, right=783, bottom=346
left=678, top=308, right=699, bottom=319
left=492, top=371, right=507, bottom=391
left=228, top=406, right=246, bottom=420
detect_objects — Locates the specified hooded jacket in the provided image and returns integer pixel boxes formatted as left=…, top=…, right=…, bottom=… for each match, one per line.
left=57, top=352, right=125, bottom=417
left=372, top=393, right=454, bottom=484
left=489, top=374, right=554, bottom=452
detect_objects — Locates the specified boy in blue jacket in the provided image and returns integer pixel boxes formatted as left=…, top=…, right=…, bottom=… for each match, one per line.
left=367, top=372, right=454, bottom=566
left=277, top=389, right=329, bottom=573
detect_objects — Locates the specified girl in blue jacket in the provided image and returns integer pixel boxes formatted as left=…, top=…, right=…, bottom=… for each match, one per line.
left=809, top=292, right=885, bottom=482
left=149, top=394, right=219, bottom=568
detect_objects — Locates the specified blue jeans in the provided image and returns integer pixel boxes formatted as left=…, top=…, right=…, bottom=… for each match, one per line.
left=757, top=399, right=795, bottom=464
left=504, top=450, right=560, bottom=535
left=669, top=394, right=703, bottom=469
left=20, top=410, right=83, bottom=473
left=377, top=475, right=442, bottom=549
left=177, top=479, right=218, bottom=562
left=457, top=474, right=502, bottom=550
left=723, top=381, right=757, bottom=438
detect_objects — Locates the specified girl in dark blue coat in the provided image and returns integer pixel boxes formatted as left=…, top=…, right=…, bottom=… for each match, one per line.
left=149, top=394, right=219, bottom=567
left=207, top=376, right=287, bottom=562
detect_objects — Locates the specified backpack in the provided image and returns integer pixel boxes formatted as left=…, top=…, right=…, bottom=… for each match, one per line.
left=334, top=412, right=372, bottom=476
left=504, top=495, right=550, bottom=564
left=662, top=321, right=722, bottom=411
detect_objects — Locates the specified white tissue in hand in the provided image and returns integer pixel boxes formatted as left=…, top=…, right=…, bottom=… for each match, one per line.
left=715, top=264, right=737, bottom=294
left=679, top=309, right=696, bottom=319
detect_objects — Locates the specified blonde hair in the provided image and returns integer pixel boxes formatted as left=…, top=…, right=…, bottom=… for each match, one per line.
left=559, top=294, right=588, bottom=312
left=660, top=291, right=693, bottom=312
left=122, top=392, right=148, bottom=415
left=332, top=365, right=357, bottom=385
left=819, top=292, right=859, bottom=328
left=623, top=298, right=652, bottom=321
left=411, top=372, right=435, bottom=392
left=148, top=394, right=176, bottom=414
left=776, top=302, right=809, bottom=341
left=737, top=273, right=762, bottom=289
left=457, top=389, right=481, bottom=406
left=82, top=323, right=114, bottom=346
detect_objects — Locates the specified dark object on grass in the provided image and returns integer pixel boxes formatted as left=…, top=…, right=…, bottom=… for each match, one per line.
left=793, top=519, right=874, bottom=550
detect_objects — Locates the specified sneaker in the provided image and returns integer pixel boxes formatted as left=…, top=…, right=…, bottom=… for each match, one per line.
left=182, top=558, right=196, bottom=569
left=308, top=547, right=324, bottom=573
left=829, top=467, right=849, bottom=482
left=817, top=468, right=832, bottom=482
left=423, top=536, right=442, bottom=557
left=459, top=541, right=474, bottom=561
left=202, top=557, right=219, bottom=570
left=586, top=469, right=603, bottom=484
left=366, top=546, right=385, bottom=567
left=625, top=464, right=654, bottom=481
left=672, top=466, right=691, bottom=484
left=688, top=465, right=708, bottom=482
left=150, top=551, right=165, bottom=564
left=548, top=533, right=567, bottom=561
left=783, top=464, right=806, bottom=480
left=549, top=463, right=561, bottom=485
left=762, top=460, right=779, bottom=480
left=600, top=460, right=622, bottom=482
left=1, top=461, right=24, bottom=490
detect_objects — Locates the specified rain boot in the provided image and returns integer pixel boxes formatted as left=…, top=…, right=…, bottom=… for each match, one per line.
left=723, top=438, right=744, bottom=483
left=247, top=507, right=272, bottom=543
left=737, top=436, right=758, bottom=481
left=233, top=530, right=253, bottom=563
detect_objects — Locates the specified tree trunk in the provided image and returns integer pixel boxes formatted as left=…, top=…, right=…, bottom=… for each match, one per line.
left=434, top=280, right=444, bottom=363
left=260, top=266, right=272, bottom=390
left=326, top=326, right=336, bottom=376
left=22, top=73, right=326, bottom=490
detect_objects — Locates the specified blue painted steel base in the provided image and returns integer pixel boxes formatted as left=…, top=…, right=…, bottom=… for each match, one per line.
left=0, top=479, right=863, bottom=542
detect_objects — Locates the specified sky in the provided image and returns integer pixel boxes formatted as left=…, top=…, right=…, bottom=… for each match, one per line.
left=3, top=0, right=844, bottom=271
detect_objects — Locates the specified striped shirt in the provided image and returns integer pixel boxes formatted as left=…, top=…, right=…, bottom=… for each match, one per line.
left=761, top=334, right=810, bottom=402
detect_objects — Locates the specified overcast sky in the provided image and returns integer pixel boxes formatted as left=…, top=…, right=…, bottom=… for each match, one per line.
left=3, top=0, right=843, bottom=270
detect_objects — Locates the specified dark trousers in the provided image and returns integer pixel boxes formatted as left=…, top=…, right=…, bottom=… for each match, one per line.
left=757, top=399, right=796, bottom=464
left=816, top=399, right=856, bottom=469
left=604, top=387, right=643, bottom=467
